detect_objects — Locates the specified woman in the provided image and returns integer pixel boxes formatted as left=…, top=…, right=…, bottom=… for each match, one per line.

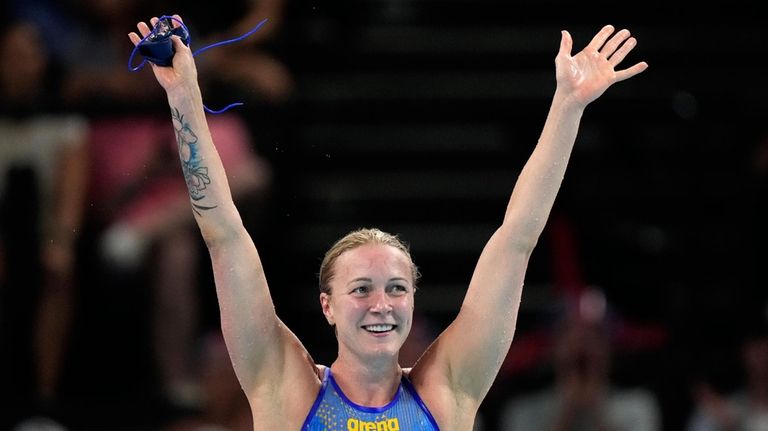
left=129, top=16, right=647, bottom=430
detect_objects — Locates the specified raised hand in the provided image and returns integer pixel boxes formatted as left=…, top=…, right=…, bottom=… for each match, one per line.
left=128, top=15, right=197, bottom=94
left=555, top=25, right=648, bottom=107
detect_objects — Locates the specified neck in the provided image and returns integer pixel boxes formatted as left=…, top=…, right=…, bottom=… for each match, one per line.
left=331, top=355, right=402, bottom=407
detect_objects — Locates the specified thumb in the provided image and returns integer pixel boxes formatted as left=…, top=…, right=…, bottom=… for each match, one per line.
left=558, top=30, right=572, bottom=59
left=170, top=35, right=189, bottom=53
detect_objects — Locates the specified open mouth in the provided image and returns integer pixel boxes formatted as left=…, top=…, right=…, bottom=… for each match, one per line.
left=362, top=324, right=397, bottom=333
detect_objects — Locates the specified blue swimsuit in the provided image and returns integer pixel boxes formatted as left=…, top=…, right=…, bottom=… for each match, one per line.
left=302, top=367, right=440, bottom=431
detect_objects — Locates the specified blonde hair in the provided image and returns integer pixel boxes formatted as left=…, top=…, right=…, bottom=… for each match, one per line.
left=319, top=228, right=419, bottom=295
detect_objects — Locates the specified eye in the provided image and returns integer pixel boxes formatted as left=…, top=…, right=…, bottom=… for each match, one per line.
left=387, top=284, right=408, bottom=295
left=351, top=285, right=369, bottom=295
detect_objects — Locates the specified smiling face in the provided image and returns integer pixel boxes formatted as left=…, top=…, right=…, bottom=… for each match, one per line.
left=320, top=243, right=415, bottom=363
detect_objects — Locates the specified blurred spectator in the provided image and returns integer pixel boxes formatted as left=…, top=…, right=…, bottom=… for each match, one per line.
left=12, top=0, right=164, bottom=110
left=42, top=0, right=279, bottom=418
left=0, top=20, right=88, bottom=429
left=87, top=110, right=271, bottom=415
left=10, top=0, right=293, bottom=110
left=11, top=0, right=280, bottom=421
left=162, top=330, right=253, bottom=431
left=499, top=289, right=661, bottom=431
left=686, top=318, right=768, bottom=431
left=158, top=0, right=294, bottom=104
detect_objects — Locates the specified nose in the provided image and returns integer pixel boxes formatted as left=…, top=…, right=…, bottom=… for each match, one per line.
left=369, top=289, right=392, bottom=313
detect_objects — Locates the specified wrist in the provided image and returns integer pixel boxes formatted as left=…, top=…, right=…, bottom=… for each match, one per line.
left=166, top=82, right=204, bottom=107
left=552, top=89, right=587, bottom=115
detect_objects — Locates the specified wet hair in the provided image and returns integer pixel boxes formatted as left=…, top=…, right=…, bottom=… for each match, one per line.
left=318, top=228, right=420, bottom=295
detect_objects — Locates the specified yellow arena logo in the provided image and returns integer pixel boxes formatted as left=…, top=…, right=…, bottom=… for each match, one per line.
left=346, top=418, right=400, bottom=431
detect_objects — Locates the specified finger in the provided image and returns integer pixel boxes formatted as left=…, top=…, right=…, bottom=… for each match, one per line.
left=586, top=25, right=615, bottom=53
left=558, top=30, right=573, bottom=58
left=600, top=28, right=631, bottom=59
left=128, top=32, right=141, bottom=46
left=608, top=36, right=637, bottom=67
left=614, top=62, right=649, bottom=82
left=137, top=21, right=152, bottom=38
left=150, top=17, right=159, bottom=27
left=171, top=14, right=184, bottom=28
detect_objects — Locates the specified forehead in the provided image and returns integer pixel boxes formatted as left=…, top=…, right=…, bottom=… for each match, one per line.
left=333, top=244, right=412, bottom=280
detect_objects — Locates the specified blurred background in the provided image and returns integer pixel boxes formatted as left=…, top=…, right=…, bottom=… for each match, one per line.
left=1, top=0, right=767, bottom=430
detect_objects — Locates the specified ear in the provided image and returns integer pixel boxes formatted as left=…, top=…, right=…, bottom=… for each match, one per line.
left=320, top=292, right=334, bottom=326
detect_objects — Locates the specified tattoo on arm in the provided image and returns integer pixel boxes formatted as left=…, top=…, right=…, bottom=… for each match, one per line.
left=172, top=107, right=217, bottom=215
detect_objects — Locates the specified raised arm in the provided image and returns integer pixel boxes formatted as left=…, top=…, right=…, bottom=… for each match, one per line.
left=412, top=25, right=648, bottom=415
left=128, top=16, right=319, bottom=408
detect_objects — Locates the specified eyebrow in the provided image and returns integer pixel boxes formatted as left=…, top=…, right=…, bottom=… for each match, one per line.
left=346, top=277, right=409, bottom=286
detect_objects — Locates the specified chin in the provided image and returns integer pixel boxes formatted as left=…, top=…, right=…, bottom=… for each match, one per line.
left=365, top=340, right=403, bottom=359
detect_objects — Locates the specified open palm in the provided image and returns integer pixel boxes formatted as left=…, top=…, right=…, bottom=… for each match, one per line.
left=555, top=25, right=648, bottom=107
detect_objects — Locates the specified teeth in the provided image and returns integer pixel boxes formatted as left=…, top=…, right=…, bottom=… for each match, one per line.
left=364, top=324, right=395, bottom=333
